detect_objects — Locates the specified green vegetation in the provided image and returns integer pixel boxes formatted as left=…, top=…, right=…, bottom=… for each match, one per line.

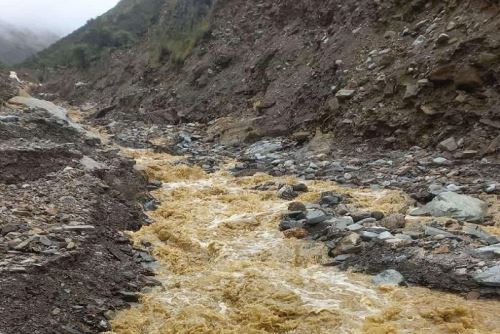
left=150, top=0, right=215, bottom=65
left=26, top=0, right=163, bottom=69
left=27, top=0, right=216, bottom=72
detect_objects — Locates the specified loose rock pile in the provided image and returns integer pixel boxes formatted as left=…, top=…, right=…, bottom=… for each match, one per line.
left=278, top=187, right=500, bottom=297
left=0, top=101, right=156, bottom=333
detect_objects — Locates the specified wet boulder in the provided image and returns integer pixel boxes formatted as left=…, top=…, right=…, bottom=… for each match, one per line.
left=372, top=269, right=405, bottom=286
left=409, top=192, right=487, bottom=223
left=474, top=266, right=500, bottom=287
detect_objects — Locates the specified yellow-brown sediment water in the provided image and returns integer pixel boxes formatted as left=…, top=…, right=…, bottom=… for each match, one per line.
left=108, top=150, right=500, bottom=334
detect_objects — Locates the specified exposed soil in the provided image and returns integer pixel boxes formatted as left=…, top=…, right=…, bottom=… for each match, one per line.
left=37, top=0, right=500, bottom=155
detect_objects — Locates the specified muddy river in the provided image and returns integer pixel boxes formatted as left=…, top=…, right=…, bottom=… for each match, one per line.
left=104, top=150, right=500, bottom=334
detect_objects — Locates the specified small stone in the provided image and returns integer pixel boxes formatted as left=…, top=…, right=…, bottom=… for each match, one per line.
left=378, top=231, right=394, bottom=240
left=433, top=157, right=449, bottom=165
left=371, top=211, right=385, bottom=221
left=446, top=21, right=456, bottom=31
left=380, top=214, right=406, bottom=229
left=39, top=236, right=52, bottom=246
left=373, top=270, right=405, bottom=286
left=119, top=291, right=140, bottom=303
left=351, top=212, right=372, bottom=222
left=335, top=89, right=356, bottom=100
left=347, top=223, right=363, bottom=232
left=288, top=202, right=307, bottom=212
left=279, top=219, right=304, bottom=231
left=403, top=84, right=419, bottom=99
left=292, top=183, right=308, bottom=192
left=0, top=115, right=19, bottom=122
left=283, top=228, right=308, bottom=239
left=335, top=233, right=361, bottom=254
left=333, top=254, right=351, bottom=262
left=325, top=216, right=354, bottom=229
left=412, top=35, right=425, bottom=47
left=384, top=30, right=396, bottom=39
left=420, top=105, right=441, bottom=115
left=357, top=217, right=377, bottom=225
left=454, top=65, right=483, bottom=91
left=436, top=33, right=450, bottom=45
left=143, top=200, right=158, bottom=211
left=438, top=137, right=458, bottom=152
left=305, top=210, right=329, bottom=225
left=277, top=185, right=298, bottom=200
left=360, top=231, right=379, bottom=240
left=320, top=192, right=342, bottom=204
left=62, top=225, right=95, bottom=231
left=424, top=226, right=455, bottom=238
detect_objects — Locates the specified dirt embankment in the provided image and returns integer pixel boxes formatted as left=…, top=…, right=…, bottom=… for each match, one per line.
left=38, top=0, right=500, bottom=154
left=0, top=97, right=156, bottom=334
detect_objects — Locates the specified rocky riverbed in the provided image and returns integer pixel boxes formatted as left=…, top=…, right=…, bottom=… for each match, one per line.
left=0, top=91, right=499, bottom=333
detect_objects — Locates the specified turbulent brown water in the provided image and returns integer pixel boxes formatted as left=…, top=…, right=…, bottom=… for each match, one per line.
left=107, top=150, right=500, bottom=334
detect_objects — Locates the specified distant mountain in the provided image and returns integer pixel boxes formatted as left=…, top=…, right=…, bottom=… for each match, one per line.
left=0, top=20, right=60, bottom=65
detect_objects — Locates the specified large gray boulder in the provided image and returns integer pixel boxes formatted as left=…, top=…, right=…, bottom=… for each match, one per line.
left=474, top=266, right=500, bottom=287
left=410, top=192, right=487, bottom=222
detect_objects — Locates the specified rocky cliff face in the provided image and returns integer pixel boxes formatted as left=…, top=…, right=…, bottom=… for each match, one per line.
left=0, top=21, right=59, bottom=65
left=34, top=0, right=500, bottom=155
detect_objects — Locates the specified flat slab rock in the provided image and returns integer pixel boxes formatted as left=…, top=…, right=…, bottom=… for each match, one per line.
left=410, top=192, right=487, bottom=223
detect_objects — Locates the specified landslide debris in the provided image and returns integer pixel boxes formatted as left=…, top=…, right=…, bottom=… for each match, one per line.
left=28, top=0, right=500, bottom=154
left=0, top=95, right=155, bottom=334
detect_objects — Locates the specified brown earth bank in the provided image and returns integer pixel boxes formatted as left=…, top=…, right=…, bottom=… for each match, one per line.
left=0, top=83, right=158, bottom=333
left=34, top=0, right=500, bottom=154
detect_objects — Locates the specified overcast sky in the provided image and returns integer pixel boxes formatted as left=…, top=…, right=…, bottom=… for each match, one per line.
left=0, top=0, right=120, bottom=35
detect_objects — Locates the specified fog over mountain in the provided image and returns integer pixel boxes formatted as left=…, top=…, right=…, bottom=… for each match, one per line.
left=0, top=0, right=120, bottom=64
left=0, top=21, right=59, bottom=65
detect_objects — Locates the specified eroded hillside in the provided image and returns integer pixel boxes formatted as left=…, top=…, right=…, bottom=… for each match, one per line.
left=30, top=0, right=500, bottom=155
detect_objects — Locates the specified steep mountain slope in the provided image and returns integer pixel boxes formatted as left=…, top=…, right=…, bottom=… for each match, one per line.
left=0, top=21, right=59, bottom=65
left=32, top=0, right=500, bottom=155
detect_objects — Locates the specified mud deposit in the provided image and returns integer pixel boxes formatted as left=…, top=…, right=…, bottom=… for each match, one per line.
left=108, top=151, right=500, bottom=334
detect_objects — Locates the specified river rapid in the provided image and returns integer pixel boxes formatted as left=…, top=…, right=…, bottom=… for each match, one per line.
left=107, top=150, right=500, bottom=334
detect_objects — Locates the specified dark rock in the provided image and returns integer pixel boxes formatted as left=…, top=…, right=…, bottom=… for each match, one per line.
left=283, top=211, right=307, bottom=220
left=292, top=183, right=308, bottom=192
left=351, top=212, right=372, bottom=222
left=454, top=65, right=483, bottom=91
left=305, top=209, right=329, bottom=225
left=371, top=211, right=385, bottom=221
left=143, top=200, right=158, bottom=211
left=288, top=202, right=307, bottom=212
left=119, top=291, right=140, bottom=303
left=279, top=219, right=305, bottom=231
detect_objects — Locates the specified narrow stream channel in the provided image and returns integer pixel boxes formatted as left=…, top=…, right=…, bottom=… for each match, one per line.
left=106, top=150, right=500, bottom=334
